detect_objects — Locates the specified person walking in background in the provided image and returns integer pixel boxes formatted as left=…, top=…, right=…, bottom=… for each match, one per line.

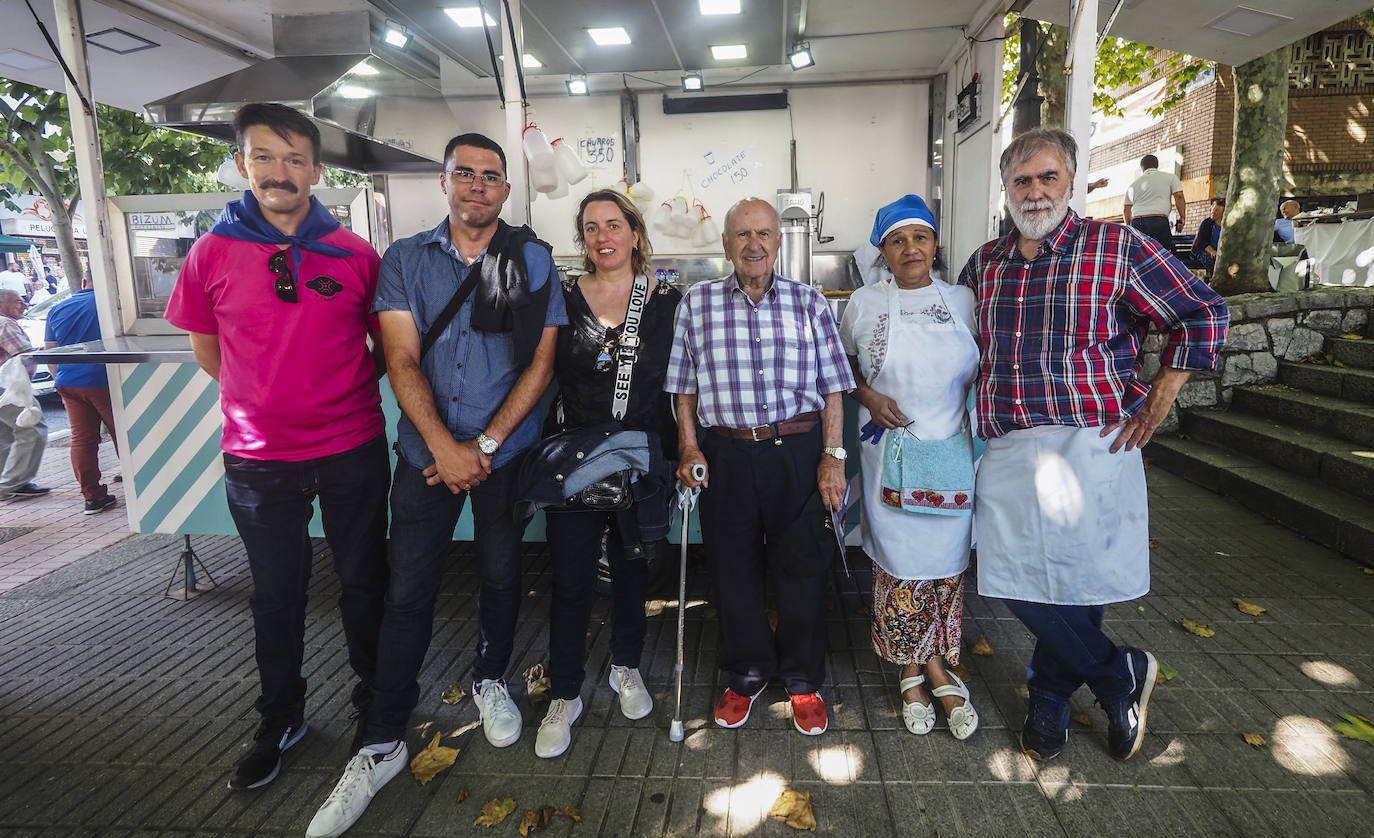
left=1123, top=154, right=1185, bottom=253
left=0, top=289, right=48, bottom=501
left=44, top=276, right=117, bottom=514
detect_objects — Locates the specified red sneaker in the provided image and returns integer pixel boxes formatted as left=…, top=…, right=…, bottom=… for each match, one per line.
left=714, top=687, right=762, bottom=728
left=790, top=692, right=828, bottom=736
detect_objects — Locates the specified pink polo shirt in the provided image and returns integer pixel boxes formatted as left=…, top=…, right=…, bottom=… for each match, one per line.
left=165, top=229, right=384, bottom=461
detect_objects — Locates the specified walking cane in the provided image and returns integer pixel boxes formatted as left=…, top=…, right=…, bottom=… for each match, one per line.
left=669, top=463, right=706, bottom=742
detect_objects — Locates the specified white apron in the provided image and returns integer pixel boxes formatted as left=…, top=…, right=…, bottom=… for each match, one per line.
left=974, top=425, right=1150, bottom=605
left=856, top=280, right=978, bottom=580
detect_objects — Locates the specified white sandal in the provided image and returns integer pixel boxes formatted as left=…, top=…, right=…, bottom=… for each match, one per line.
left=899, top=675, right=936, bottom=735
left=931, top=672, right=979, bottom=740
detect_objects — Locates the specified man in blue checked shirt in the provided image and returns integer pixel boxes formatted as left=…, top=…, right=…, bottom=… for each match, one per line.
left=666, top=197, right=855, bottom=738
left=959, top=127, right=1228, bottom=765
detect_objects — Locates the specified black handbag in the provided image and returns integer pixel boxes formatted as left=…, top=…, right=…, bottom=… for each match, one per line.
left=550, top=466, right=633, bottom=512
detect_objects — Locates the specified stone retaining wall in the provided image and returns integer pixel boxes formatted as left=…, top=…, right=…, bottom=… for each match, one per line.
left=1142, top=286, right=1374, bottom=433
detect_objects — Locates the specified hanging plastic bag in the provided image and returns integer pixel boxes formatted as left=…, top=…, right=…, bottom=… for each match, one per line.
left=691, top=203, right=720, bottom=247
left=627, top=181, right=654, bottom=211
left=529, top=160, right=560, bottom=194
left=652, top=200, right=675, bottom=232
left=0, top=356, right=42, bottom=427
left=551, top=139, right=588, bottom=185
left=521, top=123, right=556, bottom=170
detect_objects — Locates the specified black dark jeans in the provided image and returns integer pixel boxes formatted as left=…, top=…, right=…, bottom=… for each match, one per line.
left=1000, top=599, right=1134, bottom=731
left=1130, top=215, right=1176, bottom=254
left=222, top=435, right=391, bottom=728
left=544, top=510, right=649, bottom=700
left=366, top=454, right=529, bottom=742
left=697, top=425, right=830, bottom=696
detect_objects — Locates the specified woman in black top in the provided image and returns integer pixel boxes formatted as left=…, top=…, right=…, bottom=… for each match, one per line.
left=535, top=189, right=682, bottom=759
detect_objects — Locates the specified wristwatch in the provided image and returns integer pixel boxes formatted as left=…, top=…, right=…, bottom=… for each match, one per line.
left=823, top=446, right=847, bottom=461
left=476, top=433, right=500, bottom=456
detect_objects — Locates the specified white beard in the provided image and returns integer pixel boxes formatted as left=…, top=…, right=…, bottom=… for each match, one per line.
left=1011, top=194, right=1069, bottom=241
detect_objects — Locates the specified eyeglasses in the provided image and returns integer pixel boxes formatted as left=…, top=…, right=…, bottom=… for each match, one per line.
left=267, top=250, right=298, bottom=303
left=445, top=168, right=506, bottom=187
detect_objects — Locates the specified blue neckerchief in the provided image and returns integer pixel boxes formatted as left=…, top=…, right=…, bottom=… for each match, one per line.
left=211, top=190, right=353, bottom=269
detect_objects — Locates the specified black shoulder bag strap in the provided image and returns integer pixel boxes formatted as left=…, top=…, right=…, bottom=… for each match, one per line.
left=419, top=257, right=482, bottom=359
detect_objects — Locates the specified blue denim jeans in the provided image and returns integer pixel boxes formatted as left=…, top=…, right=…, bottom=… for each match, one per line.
left=366, top=453, right=529, bottom=742
left=1001, top=599, right=1134, bottom=731
left=222, top=435, right=391, bottom=727
left=544, top=509, right=648, bottom=700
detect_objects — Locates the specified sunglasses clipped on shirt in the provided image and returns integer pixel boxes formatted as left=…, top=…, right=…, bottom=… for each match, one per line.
left=268, top=249, right=298, bottom=303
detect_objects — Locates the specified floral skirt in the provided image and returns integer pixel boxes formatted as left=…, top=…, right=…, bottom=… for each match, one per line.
left=870, top=566, right=965, bottom=666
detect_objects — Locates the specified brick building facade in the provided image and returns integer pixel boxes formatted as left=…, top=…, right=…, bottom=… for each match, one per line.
left=1084, top=19, right=1374, bottom=235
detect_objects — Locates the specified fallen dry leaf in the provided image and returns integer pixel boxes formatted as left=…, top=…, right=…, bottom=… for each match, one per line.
left=1156, top=661, right=1179, bottom=685
left=441, top=684, right=468, bottom=705
left=457, top=786, right=470, bottom=803
left=1332, top=713, right=1374, bottom=747
left=524, top=663, right=551, bottom=705
left=769, top=790, right=817, bottom=831
left=409, top=731, right=460, bottom=785
left=1363, top=567, right=1373, bottom=575
left=949, top=662, right=970, bottom=680
left=1180, top=618, right=1215, bottom=638
left=1339, top=332, right=1364, bottom=340
left=970, top=635, right=994, bottom=656
left=519, top=809, right=549, bottom=836
left=475, top=796, right=518, bottom=827
left=768, top=609, right=779, bottom=631
left=1070, top=713, right=1093, bottom=728
left=1148, top=539, right=1158, bottom=549
left=1232, top=598, right=1267, bottom=616
left=1142, top=456, right=1151, bottom=470
left=553, top=805, right=581, bottom=823
left=1242, top=733, right=1267, bottom=747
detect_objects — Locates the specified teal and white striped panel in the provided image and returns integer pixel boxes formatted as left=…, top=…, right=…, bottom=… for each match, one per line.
left=116, top=363, right=236, bottom=535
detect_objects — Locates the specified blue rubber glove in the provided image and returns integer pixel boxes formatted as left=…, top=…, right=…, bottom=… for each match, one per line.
left=859, top=420, right=884, bottom=445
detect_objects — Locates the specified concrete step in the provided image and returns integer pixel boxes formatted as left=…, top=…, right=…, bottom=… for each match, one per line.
left=1328, top=336, right=1374, bottom=370
left=1278, top=360, right=1374, bottom=404
left=1180, top=409, right=1374, bottom=503
left=1230, top=384, right=1374, bottom=448
left=1146, top=435, right=1374, bottom=566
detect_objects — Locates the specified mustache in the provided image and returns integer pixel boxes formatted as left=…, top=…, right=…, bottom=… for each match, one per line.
left=1018, top=198, right=1055, bottom=213
left=259, top=180, right=299, bottom=193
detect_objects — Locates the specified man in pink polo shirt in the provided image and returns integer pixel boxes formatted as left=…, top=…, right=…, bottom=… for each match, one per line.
left=166, top=103, right=392, bottom=797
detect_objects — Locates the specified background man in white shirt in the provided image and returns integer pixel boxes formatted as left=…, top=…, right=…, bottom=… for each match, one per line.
left=1123, top=154, right=1186, bottom=253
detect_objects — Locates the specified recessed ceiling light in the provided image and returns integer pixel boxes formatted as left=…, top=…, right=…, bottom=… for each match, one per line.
left=500, top=53, right=543, bottom=68
left=383, top=22, right=410, bottom=48
left=349, top=62, right=379, bottom=76
left=0, top=49, right=55, bottom=71
left=337, top=85, right=374, bottom=99
left=681, top=71, right=704, bottom=92
left=86, top=28, right=158, bottom=55
left=444, top=7, right=497, bottom=28
left=588, top=27, right=631, bottom=46
left=1205, top=7, right=1292, bottom=37
left=566, top=75, right=589, bottom=96
left=699, top=0, right=741, bottom=14
left=710, top=44, right=747, bottom=61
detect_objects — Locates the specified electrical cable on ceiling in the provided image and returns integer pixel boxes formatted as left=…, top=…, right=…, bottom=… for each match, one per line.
left=21, top=0, right=95, bottom=115
left=502, top=0, right=528, bottom=106
left=477, top=0, right=506, bottom=106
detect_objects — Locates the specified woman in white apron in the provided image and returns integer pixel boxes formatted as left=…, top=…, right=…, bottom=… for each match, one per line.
left=839, top=195, right=979, bottom=739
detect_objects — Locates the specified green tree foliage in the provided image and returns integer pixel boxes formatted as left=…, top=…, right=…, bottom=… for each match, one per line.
left=1003, top=19, right=1213, bottom=125
left=0, top=78, right=226, bottom=289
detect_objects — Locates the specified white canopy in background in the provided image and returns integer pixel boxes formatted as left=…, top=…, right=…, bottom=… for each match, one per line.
left=1297, top=219, right=1374, bottom=287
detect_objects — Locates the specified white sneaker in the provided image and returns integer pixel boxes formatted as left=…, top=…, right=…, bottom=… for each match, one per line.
left=609, top=665, right=654, bottom=720
left=534, top=697, right=583, bottom=759
left=476, top=679, right=522, bottom=747
left=305, top=742, right=409, bottom=838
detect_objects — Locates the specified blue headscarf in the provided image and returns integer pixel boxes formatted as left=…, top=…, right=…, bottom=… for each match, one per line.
left=870, top=194, right=938, bottom=246
left=211, top=190, right=352, bottom=266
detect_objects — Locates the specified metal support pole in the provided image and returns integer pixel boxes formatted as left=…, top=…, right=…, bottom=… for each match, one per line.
left=1013, top=18, right=1043, bottom=136
left=500, top=0, right=529, bottom=226
left=50, top=0, right=122, bottom=342
left=1064, top=0, right=1097, bottom=214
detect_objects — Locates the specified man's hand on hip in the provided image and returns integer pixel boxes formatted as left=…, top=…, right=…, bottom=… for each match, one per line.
left=1102, top=365, right=1193, bottom=453
left=424, top=437, right=492, bottom=493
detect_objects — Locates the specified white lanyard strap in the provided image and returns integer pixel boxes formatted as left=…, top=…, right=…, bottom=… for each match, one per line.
left=611, top=273, right=650, bottom=421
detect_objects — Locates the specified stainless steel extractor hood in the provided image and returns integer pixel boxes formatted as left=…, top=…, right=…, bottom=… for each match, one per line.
left=145, top=12, right=448, bottom=174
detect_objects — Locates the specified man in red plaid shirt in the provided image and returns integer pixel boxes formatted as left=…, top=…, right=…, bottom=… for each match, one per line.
left=959, top=128, right=1227, bottom=763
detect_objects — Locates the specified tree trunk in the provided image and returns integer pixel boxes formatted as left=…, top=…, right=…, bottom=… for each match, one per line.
left=1013, top=18, right=1044, bottom=136
left=11, top=122, right=85, bottom=293
left=1214, top=51, right=1289, bottom=295
left=1037, top=24, right=1067, bottom=128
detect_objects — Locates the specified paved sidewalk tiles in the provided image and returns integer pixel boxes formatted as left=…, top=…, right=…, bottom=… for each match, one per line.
left=0, top=466, right=1371, bottom=836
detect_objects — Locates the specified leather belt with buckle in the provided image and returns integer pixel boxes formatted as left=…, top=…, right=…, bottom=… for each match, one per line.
left=709, top=411, right=820, bottom=443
